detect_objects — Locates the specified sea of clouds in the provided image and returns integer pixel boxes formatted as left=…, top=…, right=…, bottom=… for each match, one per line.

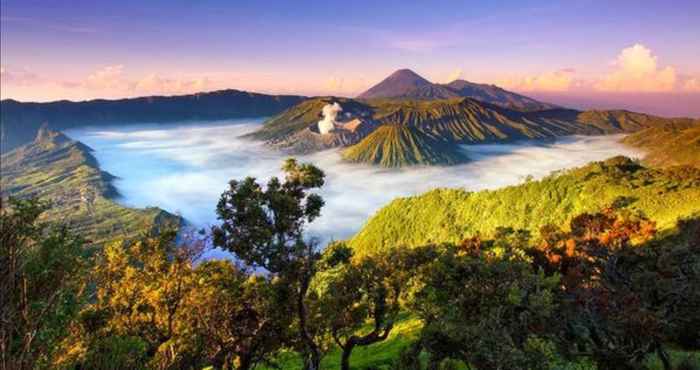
left=68, top=119, right=643, bottom=248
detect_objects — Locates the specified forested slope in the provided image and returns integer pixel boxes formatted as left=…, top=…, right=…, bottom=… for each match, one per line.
left=349, top=156, right=700, bottom=255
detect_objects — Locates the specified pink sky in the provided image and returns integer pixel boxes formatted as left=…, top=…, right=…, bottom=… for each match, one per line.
left=2, top=1, right=699, bottom=117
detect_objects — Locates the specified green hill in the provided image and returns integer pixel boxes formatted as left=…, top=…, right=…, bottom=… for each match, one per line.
left=251, top=96, right=696, bottom=167
left=0, top=128, right=180, bottom=244
left=342, top=124, right=467, bottom=167
left=622, top=122, right=700, bottom=168
left=349, top=156, right=700, bottom=256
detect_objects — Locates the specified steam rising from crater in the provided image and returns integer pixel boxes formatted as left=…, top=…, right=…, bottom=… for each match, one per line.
left=318, top=102, right=342, bottom=134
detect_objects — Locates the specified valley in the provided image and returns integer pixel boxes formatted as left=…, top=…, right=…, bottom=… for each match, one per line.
left=4, top=2, right=700, bottom=369
left=2, top=73, right=699, bottom=370
left=66, top=120, right=642, bottom=244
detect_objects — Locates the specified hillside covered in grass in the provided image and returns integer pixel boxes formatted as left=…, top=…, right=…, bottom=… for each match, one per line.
left=341, top=124, right=468, bottom=167
left=349, top=156, right=700, bottom=255
left=622, top=122, right=700, bottom=168
left=251, top=94, right=697, bottom=167
left=0, top=128, right=179, bottom=244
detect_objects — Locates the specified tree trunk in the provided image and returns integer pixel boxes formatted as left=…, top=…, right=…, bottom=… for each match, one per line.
left=340, top=342, right=355, bottom=370
left=298, top=272, right=321, bottom=370
left=210, top=350, right=225, bottom=370
left=238, top=353, right=253, bottom=370
left=656, top=343, right=672, bottom=370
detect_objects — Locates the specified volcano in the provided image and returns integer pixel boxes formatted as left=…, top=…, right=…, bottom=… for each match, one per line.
left=358, top=68, right=557, bottom=111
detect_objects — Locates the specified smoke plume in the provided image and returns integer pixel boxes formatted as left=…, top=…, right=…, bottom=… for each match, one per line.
left=317, top=102, right=342, bottom=134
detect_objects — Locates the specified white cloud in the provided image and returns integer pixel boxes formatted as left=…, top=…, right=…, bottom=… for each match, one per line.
left=0, top=65, right=41, bottom=86
left=134, top=74, right=211, bottom=95
left=446, top=68, right=463, bottom=83
left=325, top=76, right=345, bottom=91
left=594, top=44, right=677, bottom=92
left=80, top=66, right=212, bottom=95
left=494, top=44, right=699, bottom=94
left=497, top=69, right=576, bottom=92
left=320, top=75, right=369, bottom=96
left=84, top=65, right=128, bottom=90
left=682, top=77, right=700, bottom=92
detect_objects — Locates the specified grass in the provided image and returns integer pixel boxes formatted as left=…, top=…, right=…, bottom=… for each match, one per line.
left=263, top=317, right=422, bottom=370
left=259, top=314, right=699, bottom=369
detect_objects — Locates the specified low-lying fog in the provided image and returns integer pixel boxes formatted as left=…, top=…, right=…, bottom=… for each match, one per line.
left=68, top=119, right=642, bottom=247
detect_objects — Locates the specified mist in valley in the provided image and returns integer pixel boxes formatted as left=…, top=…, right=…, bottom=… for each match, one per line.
left=68, top=119, right=643, bottom=248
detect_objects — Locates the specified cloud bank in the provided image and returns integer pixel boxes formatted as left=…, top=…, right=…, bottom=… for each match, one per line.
left=498, top=69, right=577, bottom=92
left=1, top=64, right=214, bottom=100
left=68, top=120, right=642, bottom=246
left=595, top=44, right=676, bottom=92
left=495, top=43, right=697, bottom=95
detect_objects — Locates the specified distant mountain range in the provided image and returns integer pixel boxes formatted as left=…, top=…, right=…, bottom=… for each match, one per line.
left=357, top=69, right=558, bottom=111
left=250, top=93, right=699, bottom=167
left=0, top=89, right=305, bottom=153
left=4, top=69, right=699, bottom=168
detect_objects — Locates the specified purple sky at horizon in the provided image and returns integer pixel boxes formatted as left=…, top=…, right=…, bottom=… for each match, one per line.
left=1, top=0, right=699, bottom=116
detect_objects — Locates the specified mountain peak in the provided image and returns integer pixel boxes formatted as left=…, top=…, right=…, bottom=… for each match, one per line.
left=388, top=68, right=429, bottom=81
left=34, top=125, right=71, bottom=146
left=358, top=69, right=431, bottom=99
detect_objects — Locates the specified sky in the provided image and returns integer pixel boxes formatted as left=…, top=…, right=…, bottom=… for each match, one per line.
left=2, top=0, right=699, bottom=116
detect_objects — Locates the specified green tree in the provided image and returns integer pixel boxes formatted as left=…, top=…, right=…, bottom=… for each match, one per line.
left=408, top=241, right=560, bottom=370
left=212, top=158, right=326, bottom=370
left=312, top=243, right=433, bottom=370
left=74, top=231, right=198, bottom=369
left=0, top=198, right=86, bottom=370
left=184, top=260, right=291, bottom=369
left=651, top=216, right=700, bottom=352
left=69, top=231, right=287, bottom=370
